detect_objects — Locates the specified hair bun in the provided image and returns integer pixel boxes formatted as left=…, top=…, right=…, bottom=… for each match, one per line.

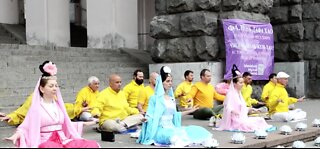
left=39, top=61, right=57, bottom=77
left=160, top=66, right=171, bottom=82
left=232, top=64, right=242, bottom=78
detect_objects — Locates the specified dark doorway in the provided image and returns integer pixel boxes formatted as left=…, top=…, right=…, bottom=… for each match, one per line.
left=70, top=23, right=87, bottom=47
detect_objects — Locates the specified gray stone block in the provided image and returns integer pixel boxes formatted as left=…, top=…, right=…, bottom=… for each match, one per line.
left=309, top=60, right=318, bottom=79
left=303, top=22, right=315, bottom=40
left=304, top=41, right=320, bottom=59
left=194, top=0, right=221, bottom=12
left=289, top=5, right=303, bottom=22
left=278, top=23, right=304, bottom=42
left=180, top=11, right=218, bottom=36
left=151, top=39, right=168, bottom=62
left=274, top=43, right=290, bottom=61
left=219, top=11, right=270, bottom=23
left=303, top=0, right=315, bottom=3
left=269, top=7, right=288, bottom=24
left=280, top=0, right=301, bottom=5
left=308, top=79, right=320, bottom=97
left=166, top=37, right=196, bottom=62
left=194, top=36, right=219, bottom=60
left=167, top=0, right=194, bottom=14
left=150, top=15, right=181, bottom=39
left=272, top=25, right=280, bottom=43
left=314, top=23, right=320, bottom=40
left=317, top=62, right=320, bottom=78
left=240, top=0, right=273, bottom=14
left=288, top=42, right=304, bottom=61
left=273, top=0, right=281, bottom=6
left=302, top=4, right=320, bottom=21
left=155, top=0, right=167, bottom=15
left=222, top=0, right=240, bottom=11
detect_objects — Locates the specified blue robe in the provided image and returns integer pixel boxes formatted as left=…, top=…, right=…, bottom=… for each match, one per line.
left=137, top=76, right=212, bottom=146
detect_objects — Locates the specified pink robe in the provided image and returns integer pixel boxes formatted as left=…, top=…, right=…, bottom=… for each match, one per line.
left=217, top=82, right=271, bottom=132
left=15, top=78, right=99, bottom=148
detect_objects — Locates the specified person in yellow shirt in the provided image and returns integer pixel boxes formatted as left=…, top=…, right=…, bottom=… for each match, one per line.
left=174, top=70, right=194, bottom=111
left=123, top=70, right=145, bottom=109
left=73, top=76, right=100, bottom=122
left=267, top=72, right=306, bottom=122
left=187, top=69, right=225, bottom=120
left=137, top=72, right=158, bottom=114
left=96, top=74, right=145, bottom=133
left=261, top=73, right=277, bottom=103
left=242, top=72, right=266, bottom=108
left=0, top=93, right=76, bottom=126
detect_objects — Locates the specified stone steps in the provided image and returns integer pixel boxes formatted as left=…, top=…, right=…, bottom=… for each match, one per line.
left=0, top=44, right=149, bottom=108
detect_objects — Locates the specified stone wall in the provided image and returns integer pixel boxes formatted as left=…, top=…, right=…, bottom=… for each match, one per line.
left=150, top=0, right=273, bottom=63
left=150, top=0, right=320, bottom=98
left=270, top=0, right=320, bottom=97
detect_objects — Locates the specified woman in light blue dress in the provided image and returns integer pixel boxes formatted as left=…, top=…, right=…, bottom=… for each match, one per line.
left=137, top=66, right=215, bottom=147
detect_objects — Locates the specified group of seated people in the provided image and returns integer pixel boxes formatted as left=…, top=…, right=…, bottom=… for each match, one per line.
left=0, top=61, right=307, bottom=148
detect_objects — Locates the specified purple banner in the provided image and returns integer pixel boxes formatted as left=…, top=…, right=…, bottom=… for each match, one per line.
left=223, top=19, right=274, bottom=80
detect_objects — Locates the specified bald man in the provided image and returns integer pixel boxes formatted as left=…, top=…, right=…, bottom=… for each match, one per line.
left=137, top=72, right=158, bottom=114
left=95, top=74, right=145, bottom=133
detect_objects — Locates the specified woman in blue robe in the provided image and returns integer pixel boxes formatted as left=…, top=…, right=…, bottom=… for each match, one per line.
left=137, top=66, right=216, bottom=147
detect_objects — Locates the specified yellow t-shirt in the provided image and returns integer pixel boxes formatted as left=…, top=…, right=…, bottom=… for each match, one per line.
left=74, top=86, right=100, bottom=118
left=241, top=84, right=258, bottom=107
left=187, top=82, right=225, bottom=108
left=7, top=94, right=33, bottom=126
left=96, top=87, right=139, bottom=125
left=7, top=93, right=76, bottom=125
left=138, top=86, right=155, bottom=111
left=123, top=80, right=145, bottom=108
left=261, top=81, right=276, bottom=102
left=174, top=81, right=193, bottom=108
left=267, top=84, right=298, bottom=115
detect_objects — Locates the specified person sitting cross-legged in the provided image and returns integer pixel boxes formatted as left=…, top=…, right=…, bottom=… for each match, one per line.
left=267, top=72, right=306, bottom=122
left=186, top=69, right=225, bottom=120
left=137, top=66, right=217, bottom=148
left=73, top=76, right=100, bottom=122
left=96, top=74, right=145, bottom=133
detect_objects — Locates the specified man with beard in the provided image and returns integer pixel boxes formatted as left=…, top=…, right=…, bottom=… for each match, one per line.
left=123, top=69, right=145, bottom=110
left=137, top=72, right=158, bottom=114
left=174, top=70, right=194, bottom=111
left=241, top=72, right=265, bottom=108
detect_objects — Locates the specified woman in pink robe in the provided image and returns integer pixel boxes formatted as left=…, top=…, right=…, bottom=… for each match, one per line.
left=5, top=61, right=99, bottom=148
left=217, top=65, right=272, bottom=132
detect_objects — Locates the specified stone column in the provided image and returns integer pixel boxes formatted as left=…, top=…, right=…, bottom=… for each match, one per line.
left=25, top=0, right=70, bottom=47
left=0, top=0, right=19, bottom=24
left=87, top=0, right=138, bottom=49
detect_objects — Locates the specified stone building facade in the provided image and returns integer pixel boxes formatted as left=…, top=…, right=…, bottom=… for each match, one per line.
left=150, top=0, right=320, bottom=98
left=0, top=0, right=320, bottom=97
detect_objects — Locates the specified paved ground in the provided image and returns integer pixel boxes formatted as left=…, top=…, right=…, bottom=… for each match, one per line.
left=1, top=99, right=320, bottom=148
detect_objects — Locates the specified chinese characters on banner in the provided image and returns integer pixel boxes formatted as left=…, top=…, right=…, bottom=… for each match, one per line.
left=222, top=19, right=274, bottom=80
